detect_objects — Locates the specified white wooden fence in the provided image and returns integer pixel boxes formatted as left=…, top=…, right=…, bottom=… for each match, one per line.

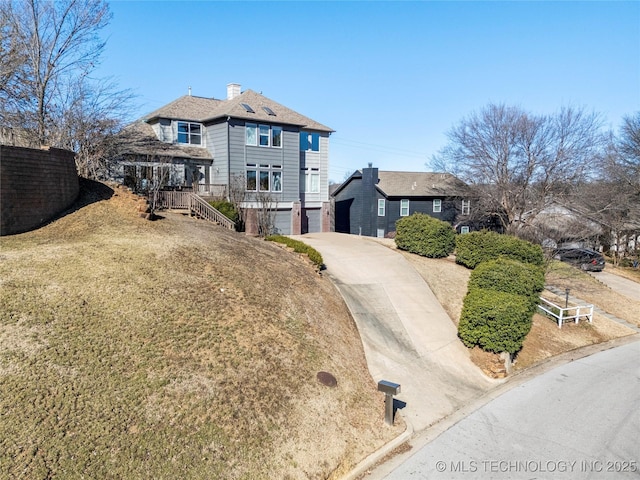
left=538, top=297, right=594, bottom=328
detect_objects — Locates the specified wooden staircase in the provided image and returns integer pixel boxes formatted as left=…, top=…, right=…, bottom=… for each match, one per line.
left=154, top=191, right=235, bottom=230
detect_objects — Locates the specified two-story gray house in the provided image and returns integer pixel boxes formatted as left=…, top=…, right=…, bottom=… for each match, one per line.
left=111, top=83, right=333, bottom=235
left=332, top=165, right=472, bottom=237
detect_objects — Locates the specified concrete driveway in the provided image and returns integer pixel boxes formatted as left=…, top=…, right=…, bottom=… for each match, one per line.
left=590, top=271, right=640, bottom=301
left=290, top=233, right=496, bottom=432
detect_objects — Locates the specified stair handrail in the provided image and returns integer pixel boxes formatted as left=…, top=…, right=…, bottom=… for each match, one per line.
left=187, top=193, right=235, bottom=230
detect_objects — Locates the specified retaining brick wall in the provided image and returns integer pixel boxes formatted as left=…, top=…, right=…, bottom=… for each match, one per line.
left=1, top=145, right=79, bottom=235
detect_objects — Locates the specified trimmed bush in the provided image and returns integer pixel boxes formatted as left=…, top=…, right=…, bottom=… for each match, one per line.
left=207, top=200, right=239, bottom=223
left=468, top=258, right=545, bottom=312
left=458, top=288, right=533, bottom=354
left=265, top=235, right=323, bottom=268
left=455, top=230, right=544, bottom=269
left=395, top=213, right=455, bottom=258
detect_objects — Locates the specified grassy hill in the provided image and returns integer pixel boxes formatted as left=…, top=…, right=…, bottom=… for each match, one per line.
left=0, top=180, right=401, bottom=479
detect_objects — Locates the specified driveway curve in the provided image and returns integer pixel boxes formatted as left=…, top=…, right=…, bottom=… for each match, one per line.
left=290, top=233, right=495, bottom=432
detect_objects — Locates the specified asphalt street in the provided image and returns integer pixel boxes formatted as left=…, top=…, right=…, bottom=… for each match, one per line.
left=371, top=339, right=640, bottom=479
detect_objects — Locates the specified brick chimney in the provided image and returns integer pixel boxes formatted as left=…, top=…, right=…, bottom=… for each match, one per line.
left=227, top=83, right=241, bottom=100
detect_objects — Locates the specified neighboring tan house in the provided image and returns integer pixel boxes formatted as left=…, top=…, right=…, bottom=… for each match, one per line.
left=332, top=165, right=472, bottom=237
left=110, top=83, right=334, bottom=235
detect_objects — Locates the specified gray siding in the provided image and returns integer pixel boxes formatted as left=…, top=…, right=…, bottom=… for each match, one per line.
left=227, top=120, right=300, bottom=203
left=206, top=122, right=228, bottom=185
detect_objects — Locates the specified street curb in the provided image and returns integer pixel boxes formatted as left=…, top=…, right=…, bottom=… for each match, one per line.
left=348, top=333, right=640, bottom=479
left=341, top=420, right=415, bottom=480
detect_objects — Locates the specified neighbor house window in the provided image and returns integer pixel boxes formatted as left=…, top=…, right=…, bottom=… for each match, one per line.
left=433, top=198, right=442, bottom=213
left=246, top=124, right=257, bottom=146
left=177, top=122, right=202, bottom=145
left=400, top=199, right=409, bottom=216
left=462, top=199, right=471, bottom=215
left=259, top=125, right=270, bottom=146
left=460, top=226, right=470, bottom=234
left=247, top=163, right=282, bottom=192
left=272, top=126, right=282, bottom=148
left=378, top=199, right=385, bottom=216
left=302, top=168, right=320, bottom=193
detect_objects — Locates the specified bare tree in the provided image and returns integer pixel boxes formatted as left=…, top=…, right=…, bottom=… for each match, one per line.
left=0, top=2, right=27, bottom=121
left=55, top=76, right=135, bottom=178
left=255, top=191, right=278, bottom=237
left=227, top=173, right=248, bottom=231
left=433, top=104, right=604, bottom=234
left=9, top=0, right=111, bottom=145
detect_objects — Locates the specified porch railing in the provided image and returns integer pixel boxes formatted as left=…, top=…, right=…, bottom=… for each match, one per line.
left=154, top=191, right=235, bottom=230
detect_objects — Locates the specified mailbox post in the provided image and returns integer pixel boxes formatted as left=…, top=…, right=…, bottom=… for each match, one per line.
left=377, top=380, right=401, bottom=426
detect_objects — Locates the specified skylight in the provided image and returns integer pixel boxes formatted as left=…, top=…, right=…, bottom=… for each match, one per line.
left=241, top=103, right=255, bottom=113
left=262, top=106, right=276, bottom=116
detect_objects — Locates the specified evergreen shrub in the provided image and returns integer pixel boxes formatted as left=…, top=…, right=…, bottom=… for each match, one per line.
left=457, top=288, right=533, bottom=354
left=395, top=213, right=455, bottom=258
left=207, top=201, right=239, bottom=223
left=468, top=258, right=545, bottom=312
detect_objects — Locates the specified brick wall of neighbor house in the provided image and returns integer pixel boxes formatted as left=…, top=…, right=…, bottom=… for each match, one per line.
left=0, top=145, right=79, bottom=236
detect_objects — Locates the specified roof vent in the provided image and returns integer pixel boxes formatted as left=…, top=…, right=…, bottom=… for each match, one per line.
left=227, top=83, right=241, bottom=100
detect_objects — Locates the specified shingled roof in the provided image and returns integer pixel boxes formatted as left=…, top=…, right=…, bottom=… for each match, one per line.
left=143, top=89, right=333, bottom=132
left=333, top=170, right=470, bottom=198
left=116, top=121, right=213, bottom=161
left=376, top=171, right=469, bottom=197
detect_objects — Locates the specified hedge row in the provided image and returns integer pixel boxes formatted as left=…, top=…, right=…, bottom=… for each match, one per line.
left=265, top=235, right=323, bottom=268
left=455, top=230, right=544, bottom=269
left=395, top=213, right=456, bottom=258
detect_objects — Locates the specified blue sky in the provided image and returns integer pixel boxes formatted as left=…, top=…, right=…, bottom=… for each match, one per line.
left=97, top=1, right=640, bottom=182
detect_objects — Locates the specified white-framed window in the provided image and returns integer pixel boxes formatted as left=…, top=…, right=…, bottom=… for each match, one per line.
left=460, top=226, right=470, bottom=234
left=400, top=199, right=409, bottom=216
left=462, top=199, right=471, bottom=215
left=259, top=170, right=270, bottom=191
left=259, top=125, right=270, bottom=146
left=247, top=163, right=283, bottom=192
left=378, top=199, right=385, bottom=217
left=246, top=123, right=257, bottom=146
left=302, top=167, right=320, bottom=193
left=247, top=124, right=282, bottom=148
left=433, top=198, right=442, bottom=213
left=272, top=126, right=282, bottom=148
left=272, top=168, right=282, bottom=192
left=177, top=121, right=202, bottom=145
left=246, top=163, right=257, bottom=191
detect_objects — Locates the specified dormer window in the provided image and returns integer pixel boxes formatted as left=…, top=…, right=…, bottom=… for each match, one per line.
left=177, top=122, right=202, bottom=145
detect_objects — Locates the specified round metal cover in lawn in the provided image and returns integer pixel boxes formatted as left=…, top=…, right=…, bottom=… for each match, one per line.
left=316, top=371, right=337, bottom=387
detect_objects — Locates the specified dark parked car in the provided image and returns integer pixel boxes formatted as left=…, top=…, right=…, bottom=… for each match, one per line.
left=553, top=248, right=605, bottom=271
